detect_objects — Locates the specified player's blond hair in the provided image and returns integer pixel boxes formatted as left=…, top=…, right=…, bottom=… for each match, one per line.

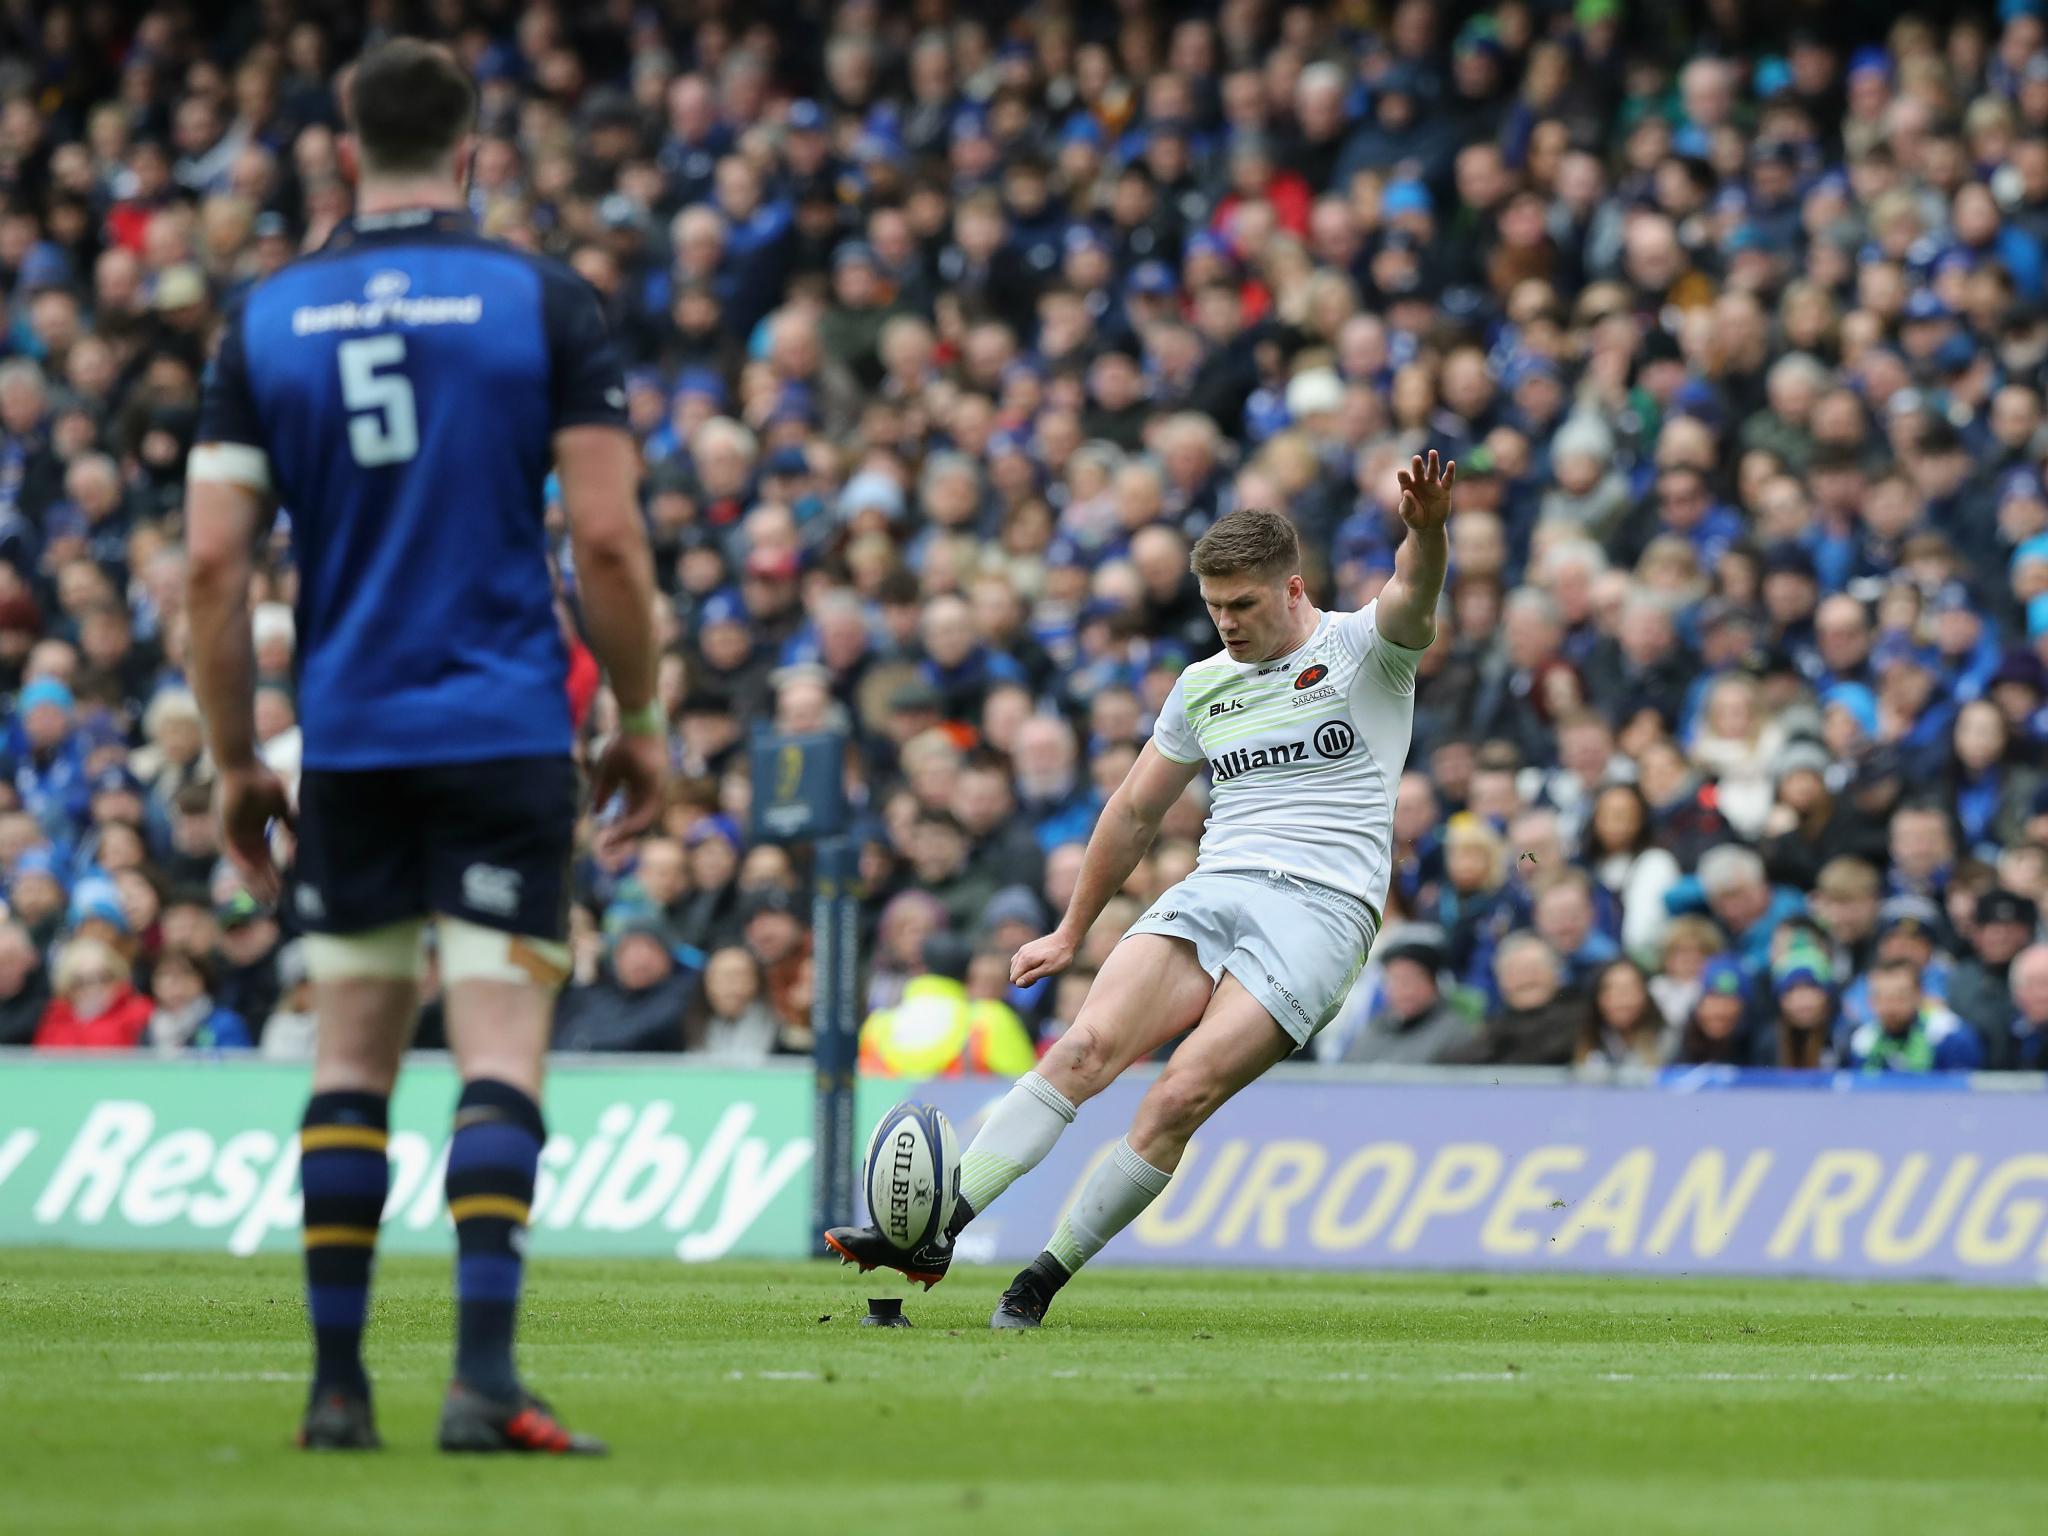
left=1190, top=507, right=1300, bottom=581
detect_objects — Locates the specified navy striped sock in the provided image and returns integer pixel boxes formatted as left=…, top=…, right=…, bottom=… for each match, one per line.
left=299, top=1090, right=390, bottom=1399
left=446, top=1079, right=544, bottom=1400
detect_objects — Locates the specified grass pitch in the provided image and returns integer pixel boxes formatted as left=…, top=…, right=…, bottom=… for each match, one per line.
left=2, top=1252, right=2046, bottom=1535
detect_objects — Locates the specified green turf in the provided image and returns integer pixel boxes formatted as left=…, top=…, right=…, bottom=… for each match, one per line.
left=2, top=1251, right=2046, bottom=1535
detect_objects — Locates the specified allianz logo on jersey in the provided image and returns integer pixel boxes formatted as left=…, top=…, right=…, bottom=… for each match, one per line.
left=291, top=269, right=484, bottom=335
left=1209, top=720, right=1356, bottom=781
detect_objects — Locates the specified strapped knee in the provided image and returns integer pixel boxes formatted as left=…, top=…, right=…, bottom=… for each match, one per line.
left=438, top=916, right=571, bottom=995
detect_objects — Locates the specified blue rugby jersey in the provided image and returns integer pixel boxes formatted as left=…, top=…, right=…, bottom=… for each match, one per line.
left=195, top=208, right=627, bottom=769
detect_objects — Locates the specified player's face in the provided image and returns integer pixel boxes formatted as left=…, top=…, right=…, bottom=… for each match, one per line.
left=1199, top=570, right=1301, bottom=661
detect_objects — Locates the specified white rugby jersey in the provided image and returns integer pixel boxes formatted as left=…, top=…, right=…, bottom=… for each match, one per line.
left=1150, top=602, right=1424, bottom=915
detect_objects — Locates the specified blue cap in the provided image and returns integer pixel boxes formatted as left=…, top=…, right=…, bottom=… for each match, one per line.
left=68, top=875, right=128, bottom=935
left=91, top=766, right=142, bottom=797
left=17, top=243, right=71, bottom=292
left=42, top=503, right=86, bottom=541
left=1063, top=223, right=1109, bottom=257
left=988, top=428, right=1033, bottom=458
left=787, top=98, right=826, bottom=133
left=683, top=813, right=743, bottom=850
left=1127, top=260, right=1177, bottom=297
left=1184, top=230, right=1234, bottom=264
left=1699, top=955, right=1748, bottom=1001
left=1044, top=536, right=1087, bottom=570
left=1501, top=353, right=1562, bottom=390
left=1775, top=961, right=1830, bottom=996
left=838, top=469, right=907, bottom=522
left=674, top=367, right=727, bottom=405
left=831, top=240, right=879, bottom=271
left=1382, top=179, right=1432, bottom=218
left=950, top=109, right=991, bottom=145
left=1903, top=289, right=1954, bottom=323
left=762, top=446, right=810, bottom=477
left=1060, top=115, right=1105, bottom=149
left=700, top=588, right=747, bottom=628
left=624, top=368, right=665, bottom=397
left=1931, top=580, right=1977, bottom=616
left=771, top=383, right=818, bottom=423
left=1821, top=683, right=1879, bottom=739
left=1754, top=57, right=1794, bottom=98
left=2003, top=469, right=2045, bottom=506
left=1872, top=636, right=1936, bottom=674
left=8, top=847, right=65, bottom=894
left=2011, top=533, right=2048, bottom=572
left=1847, top=45, right=1892, bottom=81
left=2029, top=593, right=2048, bottom=641
left=19, top=678, right=74, bottom=714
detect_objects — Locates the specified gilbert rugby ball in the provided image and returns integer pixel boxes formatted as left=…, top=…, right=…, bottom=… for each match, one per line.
left=864, top=1101, right=959, bottom=1251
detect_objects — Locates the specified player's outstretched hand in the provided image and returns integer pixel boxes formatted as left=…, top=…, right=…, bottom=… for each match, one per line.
left=1010, top=928, right=1078, bottom=987
left=1396, top=449, right=1457, bottom=532
left=591, top=730, right=667, bottom=857
left=216, top=763, right=294, bottom=905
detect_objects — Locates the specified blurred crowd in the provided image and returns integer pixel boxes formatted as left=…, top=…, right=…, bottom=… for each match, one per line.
left=6, top=0, right=2048, bottom=1077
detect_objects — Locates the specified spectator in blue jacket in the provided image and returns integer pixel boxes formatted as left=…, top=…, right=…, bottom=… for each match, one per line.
left=1666, top=844, right=1808, bottom=976
left=143, top=948, right=251, bottom=1053
left=1846, top=957, right=1985, bottom=1074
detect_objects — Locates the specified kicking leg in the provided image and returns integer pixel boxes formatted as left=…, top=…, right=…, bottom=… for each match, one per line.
left=434, top=919, right=603, bottom=1456
left=297, top=925, right=422, bottom=1450
left=826, top=935, right=1212, bottom=1283
left=994, top=973, right=1292, bottom=1328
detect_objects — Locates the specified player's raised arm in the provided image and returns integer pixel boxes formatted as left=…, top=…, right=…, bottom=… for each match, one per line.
left=1010, top=740, right=1202, bottom=986
left=1376, top=449, right=1456, bottom=651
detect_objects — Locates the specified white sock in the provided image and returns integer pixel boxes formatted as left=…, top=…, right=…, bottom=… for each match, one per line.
left=1043, top=1138, right=1172, bottom=1275
left=954, top=1071, right=1076, bottom=1222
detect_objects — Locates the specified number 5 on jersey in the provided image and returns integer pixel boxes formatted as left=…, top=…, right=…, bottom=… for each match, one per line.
left=338, top=335, right=419, bottom=466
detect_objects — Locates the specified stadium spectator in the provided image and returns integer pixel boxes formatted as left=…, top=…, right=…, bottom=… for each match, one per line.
left=1946, top=889, right=2040, bottom=1063
left=1333, top=923, right=1478, bottom=1065
left=553, top=918, right=696, bottom=1053
left=0, top=920, right=51, bottom=1046
left=1580, top=959, right=1673, bottom=1068
left=1446, top=932, right=1584, bottom=1066
left=34, top=935, right=150, bottom=1050
left=2006, top=943, right=2048, bottom=1071
left=1674, top=955, right=1755, bottom=1067
left=143, top=947, right=250, bottom=1053
left=1845, top=957, right=1985, bottom=1074
left=858, top=931, right=1034, bottom=1077
left=258, top=941, right=314, bottom=1061
left=686, top=946, right=794, bottom=1063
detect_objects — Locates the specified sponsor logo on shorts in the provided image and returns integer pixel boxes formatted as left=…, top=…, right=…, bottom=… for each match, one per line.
left=1294, top=663, right=1329, bottom=689
left=1208, top=697, right=1247, bottom=717
left=295, top=884, right=325, bottom=921
left=461, top=863, right=522, bottom=918
left=1313, top=720, right=1356, bottom=759
left=1265, top=971, right=1313, bottom=1026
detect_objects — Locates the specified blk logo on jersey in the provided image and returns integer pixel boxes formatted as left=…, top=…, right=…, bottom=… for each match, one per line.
left=1208, top=697, right=1247, bottom=717
left=1294, top=663, right=1329, bottom=689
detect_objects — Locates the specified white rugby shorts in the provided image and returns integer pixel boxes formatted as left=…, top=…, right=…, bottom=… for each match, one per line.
left=1124, top=868, right=1379, bottom=1045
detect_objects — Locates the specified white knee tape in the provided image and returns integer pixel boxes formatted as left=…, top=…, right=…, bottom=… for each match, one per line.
left=304, top=920, right=427, bottom=982
left=437, top=916, right=572, bottom=994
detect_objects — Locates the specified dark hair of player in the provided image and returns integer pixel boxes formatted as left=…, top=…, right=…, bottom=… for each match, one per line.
left=347, top=39, right=477, bottom=177
left=1190, top=506, right=1301, bottom=582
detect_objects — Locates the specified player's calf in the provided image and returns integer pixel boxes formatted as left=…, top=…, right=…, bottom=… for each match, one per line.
left=298, top=1089, right=390, bottom=1410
